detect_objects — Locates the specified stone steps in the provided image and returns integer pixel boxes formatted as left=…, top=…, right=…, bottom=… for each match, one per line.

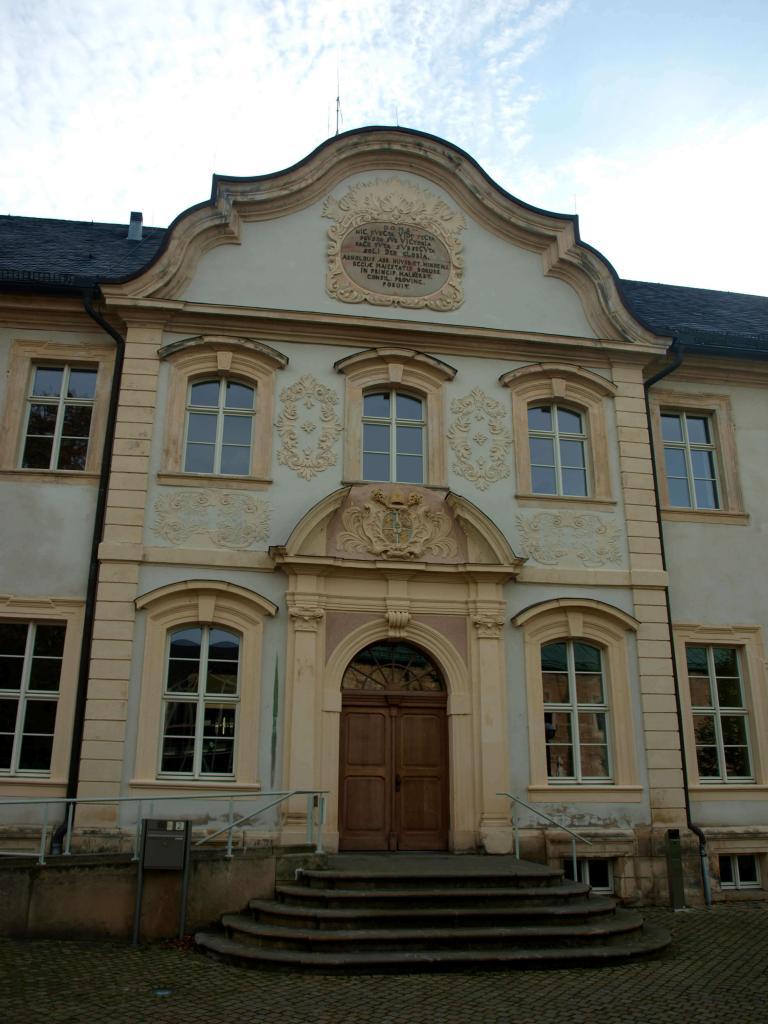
left=195, top=854, right=671, bottom=970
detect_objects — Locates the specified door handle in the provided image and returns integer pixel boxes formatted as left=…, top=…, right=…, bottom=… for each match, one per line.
left=395, top=773, right=402, bottom=792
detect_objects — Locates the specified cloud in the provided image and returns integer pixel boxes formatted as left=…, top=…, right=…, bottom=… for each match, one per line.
left=508, top=116, right=768, bottom=293
left=0, top=0, right=571, bottom=224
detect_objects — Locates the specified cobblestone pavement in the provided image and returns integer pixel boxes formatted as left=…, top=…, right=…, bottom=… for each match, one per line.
left=1, top=905, right=767, bottom=1024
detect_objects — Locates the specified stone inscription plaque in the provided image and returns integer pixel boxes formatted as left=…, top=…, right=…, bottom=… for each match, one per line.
left=340, top=222, right=451, bottom=297
left=323, top=177, right=465, bottom=311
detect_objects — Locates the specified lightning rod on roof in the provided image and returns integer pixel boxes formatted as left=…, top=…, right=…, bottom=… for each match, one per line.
left=335, top=68, right=343, bottom=136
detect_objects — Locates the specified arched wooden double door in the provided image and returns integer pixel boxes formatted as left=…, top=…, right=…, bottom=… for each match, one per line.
left=339, top=641, right=449, bottom=851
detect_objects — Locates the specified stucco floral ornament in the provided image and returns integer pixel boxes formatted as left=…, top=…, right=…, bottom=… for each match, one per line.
left=322, top=177, right=465, bottom=311
left=152, top=491, right=271, bottom=549
left=275, top=374, right=343, bottom=480
left=516, top=511, right=622, bottom=568
left=448, top=388, right=513, bottom=491
left=339, top=488, right=457, bottom=560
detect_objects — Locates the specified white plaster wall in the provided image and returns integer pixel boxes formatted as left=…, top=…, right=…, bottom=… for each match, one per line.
left=0, top=481, right=96, bottom=596
left=179, top=171, right=597, bottom=339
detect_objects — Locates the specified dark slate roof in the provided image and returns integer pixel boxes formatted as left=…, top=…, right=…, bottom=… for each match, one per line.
left=0, top=215, right=165, bottom=289
left=2, top=214, right=768, bottom=351
left=620, top=279, right=768, bottom=342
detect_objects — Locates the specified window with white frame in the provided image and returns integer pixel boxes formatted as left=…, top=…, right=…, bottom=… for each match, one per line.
left=719, top=854, right=760, bottom=890
left=563, top=857, right=614, bottom=893
left=542, top=641, right=611, bottom=782
left=362, top=390, right=425, bottom=483
left=21, top=365, right=97, bottom=471
left=661, top=411, right=720, bottom=510
left=0, top=622, right=65, bottom=774
left=686, top=645, right=752, bottom=782
left=183, top=379, right=256, bottom=475
left=160, top=625, right=241, bottom=776
left=528, top=404, right=588, bottom=497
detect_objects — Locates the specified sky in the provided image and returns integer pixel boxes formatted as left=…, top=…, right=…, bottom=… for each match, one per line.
left=2, top=0, right=767, bottom=294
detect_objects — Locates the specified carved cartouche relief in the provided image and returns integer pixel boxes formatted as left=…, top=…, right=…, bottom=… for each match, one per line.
left=323, top=177, right=465, bottom=311
left=275, top=374, right=343, bottom=480
left=516, top=511, right=622, bottom=568
left=337, top=488, right=458, bottom=561
left=448, top=388, right=513, bottom=491
left=152, top=490, right=272, bottom=549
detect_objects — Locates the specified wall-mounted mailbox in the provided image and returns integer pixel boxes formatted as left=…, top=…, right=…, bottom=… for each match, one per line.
left=142, top=819, right=190, bottom=870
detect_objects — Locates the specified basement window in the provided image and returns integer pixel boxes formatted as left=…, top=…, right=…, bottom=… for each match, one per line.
left=719, top=854, right=761, bottom=890
left=563, top=857, right=614, bottom=893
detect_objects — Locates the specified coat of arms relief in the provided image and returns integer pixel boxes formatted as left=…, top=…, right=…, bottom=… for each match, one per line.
left=337, top=488, right=458, bottom=561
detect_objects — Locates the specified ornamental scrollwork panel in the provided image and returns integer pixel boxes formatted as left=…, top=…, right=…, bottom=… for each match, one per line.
left=152, top=491, right=271, bottom=549
left=338, top=488, right=457, bottom=561
left=516, top=511, right=623, bottom=568
left=448, top=388, right=513, bottom=491
left=275, top=374, right=343, bottom=480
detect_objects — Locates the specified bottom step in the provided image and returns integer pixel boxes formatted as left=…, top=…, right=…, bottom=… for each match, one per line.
left=195, top=925, right=671, bottom=972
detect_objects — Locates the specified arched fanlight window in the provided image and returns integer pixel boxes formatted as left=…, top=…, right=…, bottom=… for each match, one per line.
left=342, top=640, right=444, bottom=692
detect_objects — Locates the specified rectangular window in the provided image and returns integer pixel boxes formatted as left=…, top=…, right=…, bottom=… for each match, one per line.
left=719, top=854, right=761, bottom=890
left=362, top=390, right=425, bottom=484
left=563, top=857, right=614, bottom=893
left=21, top=365, right=98, bottom=471
left=160, top=625, right=240, bottom=777
left=686, top=645, right=752, bottom=782
left=542, top=641, right=611, bottom=782
left=0, top=622, right=65, bottom=774
left=661, top=411, right=720, bottom=510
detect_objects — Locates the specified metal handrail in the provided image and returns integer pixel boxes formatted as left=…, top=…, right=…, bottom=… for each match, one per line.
left=0, top=789, right=327, bottom=865
left=498, top=792, right=593, bottom=884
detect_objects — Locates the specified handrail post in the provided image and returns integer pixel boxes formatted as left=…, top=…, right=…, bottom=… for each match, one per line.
left=225, top=799, right=234, bottom=859
left=571, top=836, right=578, bottom=884
left=63, top=801, right=75, bottom=856
left=316, top=795, right=325, bottom=854
left=38, top=803, right=49, bottom=865
left=133, top=801, right=143, bottom=861
left=307, top=793, right=315, bottom=847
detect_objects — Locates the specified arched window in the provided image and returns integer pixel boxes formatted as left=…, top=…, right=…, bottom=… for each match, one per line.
left=541, top=640, right=610, bottom=781
left=362, top=390, right=425, bottom=483
left=528, top=404, right=588, bottom=496
left=335, top=348, right=456, bottom=486
left=500, top=363, right=616, bottom=502
left=161, top=624, right=241, bottom=777
left=513, top=598, right=640, bottom=797
left=183, top=378, right=255, bottom=475
left=342, top=640, right=444, bottom=691
left=158, top=335, right=287, bottom=484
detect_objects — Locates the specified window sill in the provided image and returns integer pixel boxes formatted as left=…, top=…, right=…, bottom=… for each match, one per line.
left=0, top=468, right=100, bottom=485
left=130, top=778, right=262, bottom=793
left=662, top=507, right=749, bottom=525
left=527, top=784, right=644, bottom=803
left=157, top=472, right=272, bottom=490
left=689, top=784, right=768, bottom=800
left=342, top=479, right=449, bottom=491
left=516, top=493, right=617, bottom=511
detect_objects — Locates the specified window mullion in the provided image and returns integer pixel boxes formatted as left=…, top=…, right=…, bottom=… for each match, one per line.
left=390, top=394, right=397, bottom=482
left=707, top=646, right=727, bottom=780
left=193, top=627, right=210, bottom=777
left=12, top=625, right=35, bottom=773
left=50, top=367, right=69, bottom=469
left=213, top=382, right=226, bottom=474
left=681, top=414, right=699, bottom=509
left=567, top=641, right=581, bottom=781
left=553, top=412, right=564, bottom=496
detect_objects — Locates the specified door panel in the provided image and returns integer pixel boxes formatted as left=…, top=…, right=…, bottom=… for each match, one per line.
left=395, top=707, right=448, bottom=850
left=339, top=696, right=448, bottom=851
left=339, top=706, right=392, bottom=850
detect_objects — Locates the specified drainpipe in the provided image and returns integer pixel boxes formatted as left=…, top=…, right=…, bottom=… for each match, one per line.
left=643, top=339, right=712, bottom=907
left=52, top=288, right=126, bottom=852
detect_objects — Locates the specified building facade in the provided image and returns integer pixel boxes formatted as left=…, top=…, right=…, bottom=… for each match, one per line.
left=2, top=128, right=767, bottom=904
